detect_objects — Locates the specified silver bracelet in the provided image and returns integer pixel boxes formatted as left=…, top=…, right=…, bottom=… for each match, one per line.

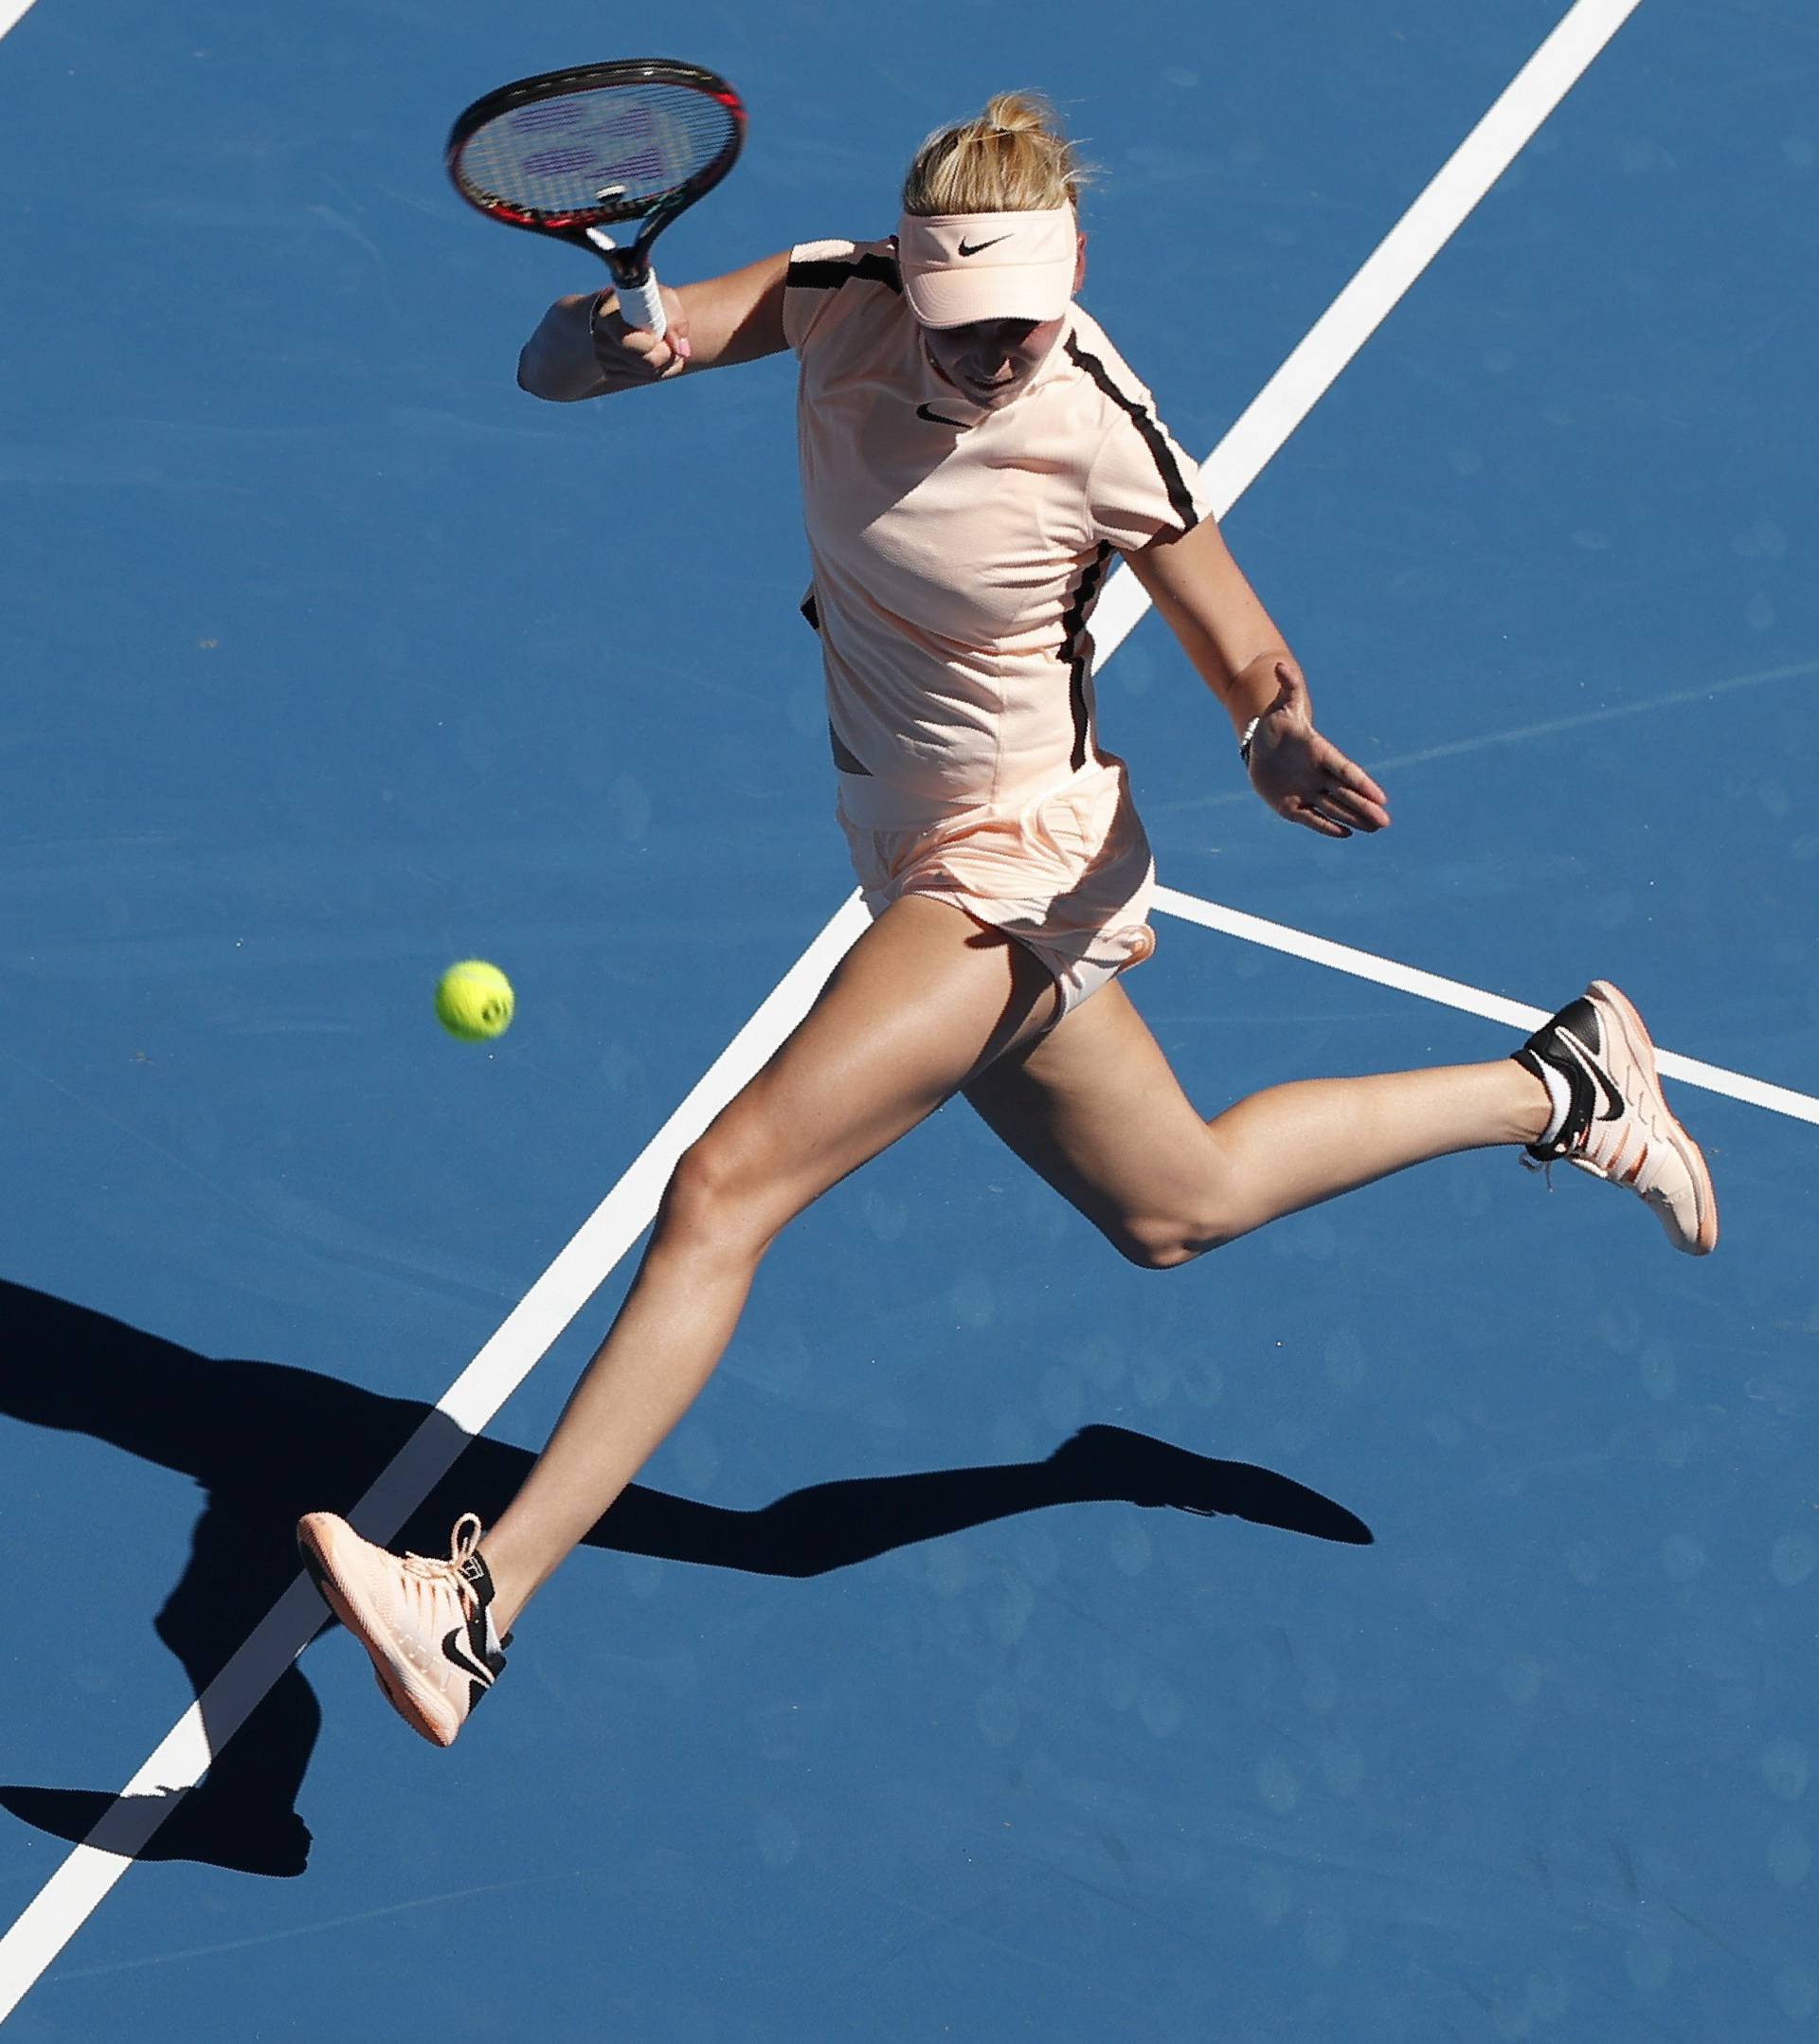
left=1238, top=715, right=1262, bottom=766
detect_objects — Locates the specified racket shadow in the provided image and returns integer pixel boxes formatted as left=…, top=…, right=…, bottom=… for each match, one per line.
left=0, top=1278, right=1371, bottom=1878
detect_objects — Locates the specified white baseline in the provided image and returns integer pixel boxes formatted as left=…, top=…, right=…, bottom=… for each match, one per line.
left=1152, top=887, right=1819, bottom=1129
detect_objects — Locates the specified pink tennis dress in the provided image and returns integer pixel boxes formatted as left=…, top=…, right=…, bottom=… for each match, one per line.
left=784, top=238, right=1216, bottom=1017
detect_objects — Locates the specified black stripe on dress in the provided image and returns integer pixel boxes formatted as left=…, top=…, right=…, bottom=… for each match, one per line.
left=800, top=587, right=869, bottom=770
left=1064, top=335, right=1198, bottom=534
left=1060, top=541, right=1115, bottom=771
left=785, top=252, right=903, bottom=294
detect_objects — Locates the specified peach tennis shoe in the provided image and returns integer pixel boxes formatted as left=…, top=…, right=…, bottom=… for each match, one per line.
left=297, top=1511, right=507, bottom=1747
left=1513, top=980, right=1719, bottom=1256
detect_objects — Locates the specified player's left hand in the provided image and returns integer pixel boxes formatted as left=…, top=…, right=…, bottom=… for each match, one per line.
left=1242, top=660, right=1391, bottom=839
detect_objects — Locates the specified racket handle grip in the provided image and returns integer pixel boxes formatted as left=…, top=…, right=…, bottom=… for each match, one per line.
left=611, top=262, right=667, bottom=339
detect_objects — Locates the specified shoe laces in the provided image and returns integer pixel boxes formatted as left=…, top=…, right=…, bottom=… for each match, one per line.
left=397, top=1512, right=484, bottom=1618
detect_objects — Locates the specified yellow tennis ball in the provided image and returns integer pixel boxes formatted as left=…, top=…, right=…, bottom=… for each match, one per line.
left=435, top=959, right=514, bottom=1041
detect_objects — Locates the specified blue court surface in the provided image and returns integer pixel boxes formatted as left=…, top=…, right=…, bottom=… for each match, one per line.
left=4, top=0, right=1816, bottom=2035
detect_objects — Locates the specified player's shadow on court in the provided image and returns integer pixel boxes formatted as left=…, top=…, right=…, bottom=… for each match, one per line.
left=0, top=1278, right=1371, bottom=1879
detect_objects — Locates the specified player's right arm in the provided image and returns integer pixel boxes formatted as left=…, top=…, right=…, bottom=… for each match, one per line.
left=517, top=250, right=792, bottom=401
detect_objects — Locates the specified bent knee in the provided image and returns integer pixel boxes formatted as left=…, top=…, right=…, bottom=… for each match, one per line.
left=661, top=1131, right=788, bottom=1255
left=1107, top=1213, right=1237, bottom=1271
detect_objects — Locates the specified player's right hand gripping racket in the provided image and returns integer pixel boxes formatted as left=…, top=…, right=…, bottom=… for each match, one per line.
left=446, top=58, right=746, bottom=338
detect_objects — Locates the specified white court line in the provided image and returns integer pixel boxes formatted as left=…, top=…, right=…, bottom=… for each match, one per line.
left=0, top=0, right=38, bottom=38
left=1152, top=886, right=1819, bottom=1128
left=1089, top=0, right=1648, bottom=659
left=0, top=894, right=869, bottom=2017
left=0, top=0, right=1653, bottom=2018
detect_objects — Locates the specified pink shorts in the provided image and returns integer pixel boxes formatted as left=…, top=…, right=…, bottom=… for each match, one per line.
left=839, top=756, right=1157, bottom=1022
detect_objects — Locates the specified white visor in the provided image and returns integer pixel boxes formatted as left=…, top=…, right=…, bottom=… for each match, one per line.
left=896, top=207, right=1077, bottom=329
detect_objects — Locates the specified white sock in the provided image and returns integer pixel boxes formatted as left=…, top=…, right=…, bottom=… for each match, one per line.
left=1530, top=1058, right=1572, bottom=1147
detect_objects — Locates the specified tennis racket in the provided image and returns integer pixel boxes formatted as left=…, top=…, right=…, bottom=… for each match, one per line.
left=445, top=58, right=746, bottom=339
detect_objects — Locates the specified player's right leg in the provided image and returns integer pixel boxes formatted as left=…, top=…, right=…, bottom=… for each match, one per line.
left=964, top=976, right=1715, bottom=1267
left=298, top=895, right=1061, bottom=1746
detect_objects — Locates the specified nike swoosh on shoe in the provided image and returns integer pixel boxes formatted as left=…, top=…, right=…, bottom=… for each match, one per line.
left=1556, top=1028, right=1627, bottom=1121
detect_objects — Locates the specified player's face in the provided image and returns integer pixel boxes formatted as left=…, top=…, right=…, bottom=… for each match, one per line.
left=922, top=316, right=1064, bottom=408
left=917, top=233, right=1087, bottom=410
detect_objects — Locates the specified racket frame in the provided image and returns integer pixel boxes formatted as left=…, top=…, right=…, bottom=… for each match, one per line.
left=445, top=57, right=746, bottom=335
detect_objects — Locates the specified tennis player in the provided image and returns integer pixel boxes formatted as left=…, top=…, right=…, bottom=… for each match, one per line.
left=298, top=95, right=1717, bottom=1748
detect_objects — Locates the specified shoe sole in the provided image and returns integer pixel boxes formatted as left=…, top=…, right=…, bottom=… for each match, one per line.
left=296, top=1515, right=459, bottom=1747
left=1590, top=980, right=1719, bottom=1256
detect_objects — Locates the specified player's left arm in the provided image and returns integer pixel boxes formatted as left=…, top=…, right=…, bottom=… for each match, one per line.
left=1124, top=517, right=1391, bottom=839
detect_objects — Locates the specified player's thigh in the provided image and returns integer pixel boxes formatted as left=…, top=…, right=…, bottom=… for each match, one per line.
left=962, top=980, right=1224, bottom=1257
left=675, top=895, right=1060, bottom=1237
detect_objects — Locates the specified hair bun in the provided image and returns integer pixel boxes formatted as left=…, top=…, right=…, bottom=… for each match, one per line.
left=902, top=91, right=1092, bottom=217
left=981, top=91, right=1051, bottom=136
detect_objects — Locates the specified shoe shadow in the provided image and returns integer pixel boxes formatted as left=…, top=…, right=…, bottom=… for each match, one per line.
left=0, top=1278, right=1370, bottom=1878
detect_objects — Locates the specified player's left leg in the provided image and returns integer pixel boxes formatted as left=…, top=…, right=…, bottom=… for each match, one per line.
left=964, top=977, right=1715, bottom=1265
left=297, top=895, right=1063, bottom=1746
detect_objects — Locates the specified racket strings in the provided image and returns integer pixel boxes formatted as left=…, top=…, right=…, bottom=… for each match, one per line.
left=456, top=83, right=738, bottom=223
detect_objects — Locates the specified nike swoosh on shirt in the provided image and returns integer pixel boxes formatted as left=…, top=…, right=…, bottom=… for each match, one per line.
left=916, top=403, right=967, bottom=427
left=958, top=234, right=1011, bottom=257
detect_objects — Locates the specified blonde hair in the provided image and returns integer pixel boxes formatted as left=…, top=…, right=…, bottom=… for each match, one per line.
left=901, top=92, right=1090, bottom=216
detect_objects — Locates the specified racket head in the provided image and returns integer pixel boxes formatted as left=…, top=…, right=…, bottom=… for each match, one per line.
left=446, top=58, right=746, bottom=253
